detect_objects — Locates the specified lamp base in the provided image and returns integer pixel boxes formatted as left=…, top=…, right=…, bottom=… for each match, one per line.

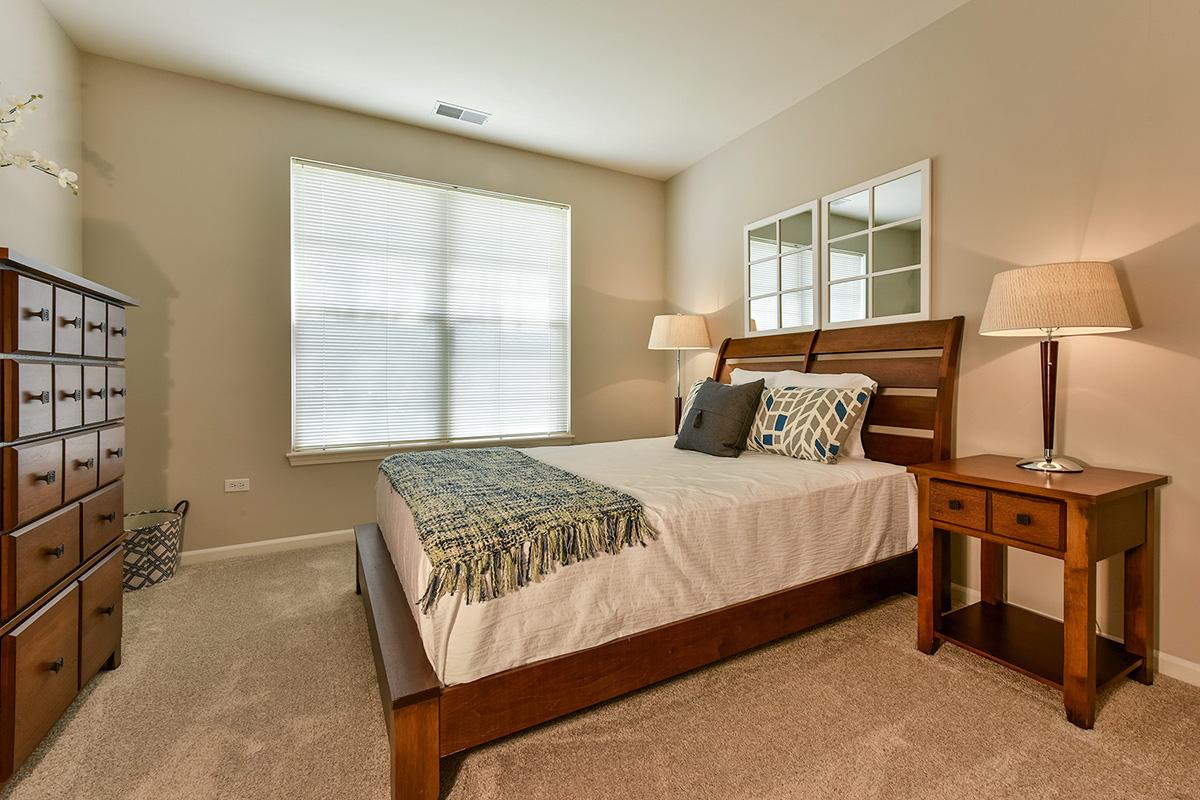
left=1017, top=455, right=1084, bottom=473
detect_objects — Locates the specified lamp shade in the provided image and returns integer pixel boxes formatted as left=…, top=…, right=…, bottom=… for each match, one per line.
left=648, top=313, right=710, bottom=350
left=979, top=261, right=1132, bottom=337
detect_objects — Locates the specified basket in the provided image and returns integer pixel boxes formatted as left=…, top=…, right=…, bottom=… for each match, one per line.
left=122, top=500, right=190, bottom=592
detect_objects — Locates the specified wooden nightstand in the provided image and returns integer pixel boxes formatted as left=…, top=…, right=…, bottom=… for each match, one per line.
left=908, top=454, right=1168, bottom=729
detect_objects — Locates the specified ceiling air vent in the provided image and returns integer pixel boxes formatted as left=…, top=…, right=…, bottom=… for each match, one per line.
left=434, top=101, right=491, bottom=125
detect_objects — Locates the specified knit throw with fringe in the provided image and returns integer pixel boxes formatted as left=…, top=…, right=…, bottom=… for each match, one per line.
left=379, top=447, right=656, bottom=614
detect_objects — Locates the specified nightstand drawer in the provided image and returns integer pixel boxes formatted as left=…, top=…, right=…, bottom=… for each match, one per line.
left=929, top=480, right=987, bottom=530
left=990, top=491, right=1064, bottom=550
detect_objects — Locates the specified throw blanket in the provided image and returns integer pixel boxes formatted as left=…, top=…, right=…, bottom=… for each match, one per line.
left=379, top=447, right=656, bottom=614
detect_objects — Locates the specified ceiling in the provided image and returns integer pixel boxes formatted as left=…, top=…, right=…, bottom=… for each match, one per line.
left=43, top=0, right=969, bottom=179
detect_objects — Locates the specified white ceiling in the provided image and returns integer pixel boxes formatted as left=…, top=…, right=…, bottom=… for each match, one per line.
left=43, top=0, right=969, bottom=179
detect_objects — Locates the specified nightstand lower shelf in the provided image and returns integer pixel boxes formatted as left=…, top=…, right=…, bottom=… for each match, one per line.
left=938, top=602, right=1143, bottom=692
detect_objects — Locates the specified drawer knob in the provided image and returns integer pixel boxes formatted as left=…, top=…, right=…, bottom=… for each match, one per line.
left=47, top=543, right=66, bottom=558
left=100, top=512, right=117, bottom=523
left=27, top=307, right=50, bottom=322
left=100, top=605, right=115, bottom=616
left=109, top=447, right=125, bottom=458
left=89, top=321, right=106, bottom=332
left=63, top=388, right=83, bottom=401
left=35, top=470, right=57, bottom=484
left=947, top=499, right=963, bottom=511
left=64, top=316, right=82, bottom=328
left=112, top=327, right=127, bottom=337
left=77, top=457, right=96, bottom=470
left=47, top=657, right=65, bottom=673
left=87, top=388, right=104, bottom=398
left=1016, top=513, right=1032, bottom=526
left=112, top=388, right=127, bottom=397
left=30, top=390, right=51, bottom=404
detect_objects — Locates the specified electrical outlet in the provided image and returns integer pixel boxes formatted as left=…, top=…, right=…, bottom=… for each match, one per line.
left=224, top=478, right=250, bottom=493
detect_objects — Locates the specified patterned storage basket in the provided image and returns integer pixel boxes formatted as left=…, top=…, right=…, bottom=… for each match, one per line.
left=122, top=500, right=189, bottom=591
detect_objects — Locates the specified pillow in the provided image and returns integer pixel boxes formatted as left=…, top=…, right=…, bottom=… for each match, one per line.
left=746, top=386, right=872, bottom=464
left=731, top=368, right=877, bottom=459
left=674, top=378, right=765, bottom=458
left=678, top=378, right=707, bottom=432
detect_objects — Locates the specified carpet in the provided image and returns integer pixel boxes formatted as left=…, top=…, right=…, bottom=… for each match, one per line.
left=2, top=542, right=1197, bottom=800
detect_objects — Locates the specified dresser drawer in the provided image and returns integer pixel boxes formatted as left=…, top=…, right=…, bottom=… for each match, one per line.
left=98, top=425, right=126, bottom=485
left=63, top=431, right=100, bottom=504
left=4, top=439, right=65, bottom=529
left=83, top=296, right=108, bottom=358
left=83, top=365, right=107, bottom=425
left=990, top=492, right=1065, bottom=550
left=106, top=305, right=127, bottom=359
left=79, top=546, right=123, bottom=687
left=1, top=583, right=80, bottom=773
left=4, top=274, right=54, bottom=354
left=929, top=480, right=987, bottom=530
left=81, top=481, right=123, bottom=560
left=3, top=360, right=53, bottom=440
left=106, top=366, right=126, bottom=421
left=53, top=287, right=84, bottom=356
left=2, top=505, right=81, bottom=619
left=53, top=364, right=84, bottom=431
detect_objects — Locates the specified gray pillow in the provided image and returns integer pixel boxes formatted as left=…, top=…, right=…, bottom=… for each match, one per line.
left=674, top=378, right=765, bottom=458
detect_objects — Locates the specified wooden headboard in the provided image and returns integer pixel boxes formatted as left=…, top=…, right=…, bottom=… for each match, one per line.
left=712, top=317, right=964, bottom=466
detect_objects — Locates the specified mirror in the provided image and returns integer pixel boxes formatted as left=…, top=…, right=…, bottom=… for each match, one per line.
left=748, top=222, right=776, bottom=261
left=781, top=249, right=814, bottom=290
left=744, top=201, right=818, bottom=335
left=826, top=190, right=868, bottom=238
left=749, top=258, right=779, bottom=297
left=781, top=290, right=813, bottom=329
left=779, top=210, right=813, bottom=250
left=828, top=234, right=867, bottom=281
left=749, top=295, right=779, bottom=332
left=872, top=270, right=921, bottom=316
left=873, top=172, right=921, bottom=226
left=829, top=280, right=866, bottom=324
left=872, top=221, right=921, bottom=272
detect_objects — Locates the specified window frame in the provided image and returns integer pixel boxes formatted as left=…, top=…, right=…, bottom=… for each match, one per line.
left=287, top=157, right=574, bottom=465
left=742, top=200, right=819, bottom=337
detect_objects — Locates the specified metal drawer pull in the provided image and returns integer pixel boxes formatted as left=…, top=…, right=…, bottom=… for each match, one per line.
left=89, top=321, right=106, bottom=332
left=48, top=657, right=65, bottom=673
left=63, top=389, right=82, bottom=401
left=64, top=316, right=82, bottom=328
left=87, top=388, right=104, bottom=398
left=27, top=307, right=50, bottom=322
left=78, top=457, right=95, bottom=470
left=112, top=327, right=127, bottom=337
left=35, top=470, right=56, bottom=484
left=100, top=605, right=115, bottom=616
left=1016, top=513, right=1032, bottom=526
left=109, top=447, right=124, bottom=458
left=112, top=388, right=127, bottom=397
left=947, top=499, right=963, bottom=510
left=100, top=512, right=117, bottom=523
left=48, top=543, right=66, bottom=558
left=30, top=390, right=51, bottom=404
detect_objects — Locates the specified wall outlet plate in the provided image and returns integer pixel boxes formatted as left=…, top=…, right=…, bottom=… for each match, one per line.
left=224, top=478, right=250, bottom=493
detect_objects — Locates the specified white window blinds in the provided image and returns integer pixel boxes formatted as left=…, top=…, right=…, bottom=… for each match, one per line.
left=291, top=159, right=571, bottom=452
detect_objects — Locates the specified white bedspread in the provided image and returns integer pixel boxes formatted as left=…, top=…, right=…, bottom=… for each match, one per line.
left=376, top=436, right=917, bottom=685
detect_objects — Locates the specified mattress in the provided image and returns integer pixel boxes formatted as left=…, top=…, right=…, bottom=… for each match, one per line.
left=376, top=435, right=917, bottom=685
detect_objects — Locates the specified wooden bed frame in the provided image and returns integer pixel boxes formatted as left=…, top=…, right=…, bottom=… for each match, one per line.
left=355, top=316, right=964, bottom=799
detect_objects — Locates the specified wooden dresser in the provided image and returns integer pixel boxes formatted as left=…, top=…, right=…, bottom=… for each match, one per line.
left=0, top=247, right=135, bottom=782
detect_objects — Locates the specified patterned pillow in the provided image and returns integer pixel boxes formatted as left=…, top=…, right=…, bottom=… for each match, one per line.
left=746, top=386, right=873, bottom=463
left=678, top=378, right=707, bottom=432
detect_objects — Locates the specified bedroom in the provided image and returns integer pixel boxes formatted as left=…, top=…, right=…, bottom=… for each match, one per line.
left=0, top=0, right=1196, bottom=798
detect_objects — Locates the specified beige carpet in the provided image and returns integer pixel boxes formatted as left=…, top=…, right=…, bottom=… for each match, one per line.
left=3, top=542, right=1198, bottom=800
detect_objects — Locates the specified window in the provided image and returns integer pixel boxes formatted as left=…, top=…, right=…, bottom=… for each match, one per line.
left=290, top=159, right=571, bottom=459
left=743, top=202, right=817, bottom=335
left=820, top=159, right=930, bottom=328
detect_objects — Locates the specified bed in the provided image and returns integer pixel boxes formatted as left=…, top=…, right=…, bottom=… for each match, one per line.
left=355, top=316, right=964, bottom=799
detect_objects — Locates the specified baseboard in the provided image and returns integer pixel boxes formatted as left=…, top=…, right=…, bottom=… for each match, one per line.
left=180, top=528, right=355, bottom=565
left=949, top=582, right=1200, bottom=688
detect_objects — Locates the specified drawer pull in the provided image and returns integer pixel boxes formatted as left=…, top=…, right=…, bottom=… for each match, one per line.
left=64, top=315, right=83, bottom=328
left=77, top=457, right=96, bottom=470
left=47, top=657, right=65, bottom=673
left=27, top=307, right=51, bottom=322
left=947, top=499, right=963, bottom=510
left=64, top=388, right=83, bottom=401
left=87, top=388, right=105, bottom=398
left=89, top=321, right=106, bottom=332
left=100, top=605, right=115, bottom=616
left=47, top=543, right=66, bottom=558
left=35, top=470, right=57, bottom=484
left=30, top=390, right=51, bottom=404
left=100, top=512, right=117, bottom=523
left=1016, top=513, right=1032, bottom=526
left=109, top=447, right=124, bottom=458
left=112, top=327, right=127, bottom=337
left=112, top=388, right=127, bottom=397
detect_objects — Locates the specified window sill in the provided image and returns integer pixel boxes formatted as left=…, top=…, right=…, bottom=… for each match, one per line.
left=286, top=433, right=576, bottom=466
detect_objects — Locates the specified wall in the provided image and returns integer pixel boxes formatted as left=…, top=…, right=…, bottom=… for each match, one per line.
left=81, top=56, right=667, bottom=552
left=666, top=0, right=1200, bottom=669
left=0, top=0, right=82, bottom=273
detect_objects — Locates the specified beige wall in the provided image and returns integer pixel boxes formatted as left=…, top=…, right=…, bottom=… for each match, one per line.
left=666, top=0, right=1200, bottom=667
left=80, top=56, right=667, bottom=552
left=0, top=0, right=82, bottom=273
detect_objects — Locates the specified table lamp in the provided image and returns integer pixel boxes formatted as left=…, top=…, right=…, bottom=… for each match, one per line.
left=648, top=313, right=711, bottom=431
left=979, top=261, right=1131, bottom=473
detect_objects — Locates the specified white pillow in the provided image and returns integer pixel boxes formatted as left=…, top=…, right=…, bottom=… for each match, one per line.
left=730, top=368, right=877, bottom=458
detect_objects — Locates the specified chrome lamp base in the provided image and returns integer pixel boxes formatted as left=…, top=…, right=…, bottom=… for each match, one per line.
left=1017, top=453, right=1084, bottom=473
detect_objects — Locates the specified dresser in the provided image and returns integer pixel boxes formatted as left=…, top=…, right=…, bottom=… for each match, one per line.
left=0, top=247, right=135, bottom=782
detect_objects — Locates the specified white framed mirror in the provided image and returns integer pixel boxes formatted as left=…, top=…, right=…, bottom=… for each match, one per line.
left=743, top=201, right=817, bottom=336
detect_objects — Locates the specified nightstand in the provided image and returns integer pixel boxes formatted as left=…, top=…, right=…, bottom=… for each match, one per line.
left=908, top=454, right=1168, bottom=729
